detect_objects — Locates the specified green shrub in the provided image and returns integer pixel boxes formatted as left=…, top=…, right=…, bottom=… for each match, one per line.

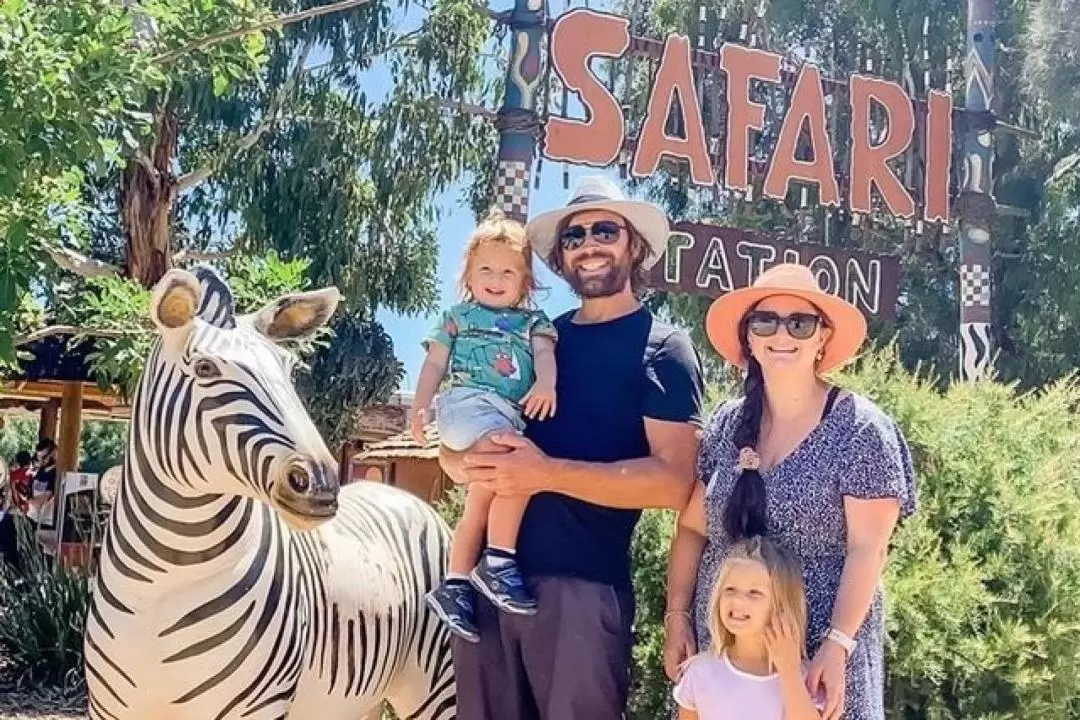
left=628, top=509, right=677, bottom=719
left=845, top=352, right=1080, bottom=719
left=0, top=520, right=90, bottom=688
left=0, top=416, right=126, bottom=475
left=0, top=417, right=37, bottom=465
left=435, top=482, right=467, bottom=527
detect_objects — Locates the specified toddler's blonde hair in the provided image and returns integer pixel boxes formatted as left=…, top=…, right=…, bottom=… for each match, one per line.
left=458, top=207, right=539, bottom=308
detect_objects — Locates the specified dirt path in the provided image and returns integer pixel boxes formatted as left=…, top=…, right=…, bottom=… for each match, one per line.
left=0, top=688, right=86, bottom=719
left=0, top=647, right=85, bottom=719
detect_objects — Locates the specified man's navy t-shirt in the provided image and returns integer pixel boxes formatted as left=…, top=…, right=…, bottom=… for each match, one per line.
left=519, top=306, right=704, bottom=590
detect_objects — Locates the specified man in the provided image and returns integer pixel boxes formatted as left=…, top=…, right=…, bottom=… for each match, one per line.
left=27, top=438, right=57, bottom=531
left=442, top=176, right=704, bottom=719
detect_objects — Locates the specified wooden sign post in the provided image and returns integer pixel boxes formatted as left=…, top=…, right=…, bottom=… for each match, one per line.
left=957, top=0, right=998, bottom=381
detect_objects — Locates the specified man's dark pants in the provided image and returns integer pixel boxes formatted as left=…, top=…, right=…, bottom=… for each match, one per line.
left=453, top=576, right=635, bottom=720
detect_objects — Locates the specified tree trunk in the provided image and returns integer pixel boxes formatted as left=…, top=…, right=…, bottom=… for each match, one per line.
left=121, top=109, right=178, bottom=288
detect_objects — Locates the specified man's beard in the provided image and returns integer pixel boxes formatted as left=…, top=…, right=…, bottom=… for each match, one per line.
left=564, top=253, right=633, bottom=298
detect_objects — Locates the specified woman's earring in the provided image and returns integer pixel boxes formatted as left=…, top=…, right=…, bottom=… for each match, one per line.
left=815, top=348, right=825, bottom=362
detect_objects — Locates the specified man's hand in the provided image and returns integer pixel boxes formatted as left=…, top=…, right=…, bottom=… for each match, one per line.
left=463, top=433, right=555, bottom=496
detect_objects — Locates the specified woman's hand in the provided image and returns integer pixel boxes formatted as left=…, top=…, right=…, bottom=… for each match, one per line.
left=806, top=640, right=847, bottom=720
left=663, top=613, right=696, bottom=681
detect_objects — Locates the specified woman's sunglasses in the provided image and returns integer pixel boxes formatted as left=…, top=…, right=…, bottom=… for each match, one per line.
left=746, top=311, right=825, bottom=340
left=558, top=220, right=625, bottom=251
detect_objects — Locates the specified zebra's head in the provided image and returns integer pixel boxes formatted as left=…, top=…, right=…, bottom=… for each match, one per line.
left=145, top=266, right=342, bottom=532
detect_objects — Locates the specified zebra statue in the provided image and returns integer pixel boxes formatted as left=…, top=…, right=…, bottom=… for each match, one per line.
left=84, top=267, right=456, bottom=720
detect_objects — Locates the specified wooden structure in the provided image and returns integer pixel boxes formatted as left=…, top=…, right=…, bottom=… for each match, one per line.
left=1, top=335, right=130, bottom=475
left=350, top=425, right=453, bottom=505
left=1, top=334, right=129, bottom=570
left=336, top=395, right=411, bottom=483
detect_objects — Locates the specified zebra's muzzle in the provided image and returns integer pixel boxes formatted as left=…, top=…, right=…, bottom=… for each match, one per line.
left=270, top=456, right=340, bottom=530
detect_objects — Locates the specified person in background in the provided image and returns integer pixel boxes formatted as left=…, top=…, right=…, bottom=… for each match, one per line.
left=0, top=450, right=33, bottom=573
left=8, top=450, right=32, bottom=514
left=27, top=438, right=58, bottom=531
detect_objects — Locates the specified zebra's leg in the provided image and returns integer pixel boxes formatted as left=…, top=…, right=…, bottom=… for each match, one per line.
left=384, top=621, right=456, bottom=720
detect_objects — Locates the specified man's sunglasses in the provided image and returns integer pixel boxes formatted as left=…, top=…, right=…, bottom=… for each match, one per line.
left=746, top=311, right=825, bottom=340
left=558, top=220, right=625, bottom=251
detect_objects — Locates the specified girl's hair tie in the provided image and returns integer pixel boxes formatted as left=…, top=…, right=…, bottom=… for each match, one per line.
left=738, top=447, right=761, bottom=471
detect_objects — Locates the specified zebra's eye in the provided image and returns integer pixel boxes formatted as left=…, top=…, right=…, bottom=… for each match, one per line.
left=193, top=358, right=221, bottom=380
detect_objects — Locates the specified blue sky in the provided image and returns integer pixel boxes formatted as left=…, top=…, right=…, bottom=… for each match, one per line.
left=375, top=164, right=623, bottom=392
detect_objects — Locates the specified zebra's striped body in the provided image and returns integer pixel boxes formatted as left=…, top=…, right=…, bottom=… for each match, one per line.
left=84, top=268, right=456, bottom=720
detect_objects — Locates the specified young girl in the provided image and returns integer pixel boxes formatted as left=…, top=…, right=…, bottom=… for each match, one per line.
left=673, top=536, right=823, bottom=720
left=411, top=208, right=557, bottom=643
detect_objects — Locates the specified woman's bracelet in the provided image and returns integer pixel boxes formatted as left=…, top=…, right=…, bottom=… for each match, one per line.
left=664, top=610, right=692, bottom=625
left=824, top=627, right=856, bottom=655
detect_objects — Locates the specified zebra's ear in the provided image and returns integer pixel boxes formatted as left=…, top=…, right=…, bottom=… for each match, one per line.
left=247, top=287, right=341, bottom=341
left=150, top=269, right=202, bottom=333
left=191, top=265, right=236, bottom=329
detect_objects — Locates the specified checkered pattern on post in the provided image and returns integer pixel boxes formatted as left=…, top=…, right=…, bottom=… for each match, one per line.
left=960, top=264, right=991, bottom=307
left=494, top=160, right=530, bottom=220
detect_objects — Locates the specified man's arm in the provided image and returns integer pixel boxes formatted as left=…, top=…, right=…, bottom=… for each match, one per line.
left=449, top=420, right=697, bottom=510
left=540, top=328, right=704, bottom=509
left=462, top=328, right=704, bottom=511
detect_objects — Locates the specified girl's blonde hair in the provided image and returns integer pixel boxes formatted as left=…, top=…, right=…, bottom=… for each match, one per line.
left=458, top=207, right=539, bottom=307
left=706, top=536, right=808, bottom=658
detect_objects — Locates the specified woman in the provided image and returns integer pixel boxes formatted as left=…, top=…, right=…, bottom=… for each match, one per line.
left=663, top=264, right=916, bottom=720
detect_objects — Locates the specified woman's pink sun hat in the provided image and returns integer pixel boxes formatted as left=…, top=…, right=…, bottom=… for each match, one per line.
left=705, top=263, right=868, bottom=374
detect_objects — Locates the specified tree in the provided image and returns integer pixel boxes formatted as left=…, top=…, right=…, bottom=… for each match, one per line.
left=614, top=0, right=1080, bottom=386
left=2, top=0, right=500, bottom=444
left=0, top=0, right=157, bottom=365
left=1021, top=0, right=1080, bottom=122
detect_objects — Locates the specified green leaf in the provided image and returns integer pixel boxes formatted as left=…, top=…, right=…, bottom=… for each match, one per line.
left=242, top=31, right=266, bottom=59
left=212, top=70, right=229, bottom=97
left=0, top=330, right=14, bottom=367
left=1049, top=152, right=1080, bottom=186
left=121, top=127, right=140, bottom=150
left=123, top=109, right=154, bottom=125
left=1, top=0, right=25, bottom=20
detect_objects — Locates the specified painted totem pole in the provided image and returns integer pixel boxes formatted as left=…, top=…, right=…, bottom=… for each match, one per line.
left=492, top=0, right=546, bottom=222
left=958, top=0, right=997, bottom=381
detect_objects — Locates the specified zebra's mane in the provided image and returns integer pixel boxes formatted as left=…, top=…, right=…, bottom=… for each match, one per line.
left=192, top=265, right=236, bottom=330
